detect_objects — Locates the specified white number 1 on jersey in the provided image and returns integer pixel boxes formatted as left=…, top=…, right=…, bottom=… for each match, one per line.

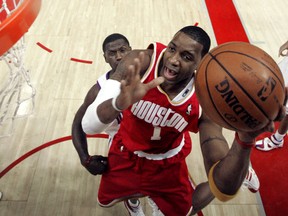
left=151, top=126, right=161, bottom=140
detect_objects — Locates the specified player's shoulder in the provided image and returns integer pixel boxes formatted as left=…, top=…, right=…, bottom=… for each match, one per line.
left=125, top=49, right=153, bottom=58
left=118, top=49, right=153, bottom=74
left=82, top=71, right=110, bottom=105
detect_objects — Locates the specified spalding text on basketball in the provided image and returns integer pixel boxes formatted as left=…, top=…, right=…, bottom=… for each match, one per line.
left=215, top=77, right=262, bottom=129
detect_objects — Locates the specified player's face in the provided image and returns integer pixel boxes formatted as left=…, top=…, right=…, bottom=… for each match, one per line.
left=104, top=39, right=131, bottom=71
left=160, top=32, right=203, bottom=87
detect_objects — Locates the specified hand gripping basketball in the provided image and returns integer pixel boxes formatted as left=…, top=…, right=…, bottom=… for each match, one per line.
left=236, top=104, right=286, bottom=145
left=195, top=42, right=286, bottom=132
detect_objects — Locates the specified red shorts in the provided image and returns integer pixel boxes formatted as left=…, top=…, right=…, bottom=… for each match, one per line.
left=97, top=137, right=195, bottom=216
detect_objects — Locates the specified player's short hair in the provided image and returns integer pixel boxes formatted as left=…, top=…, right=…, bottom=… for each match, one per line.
left=102, top=33, right=130, bottom=52
left=178, top=26, right=211, bottom=57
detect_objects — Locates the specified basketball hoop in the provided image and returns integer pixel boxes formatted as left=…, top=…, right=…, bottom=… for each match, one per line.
left=0, top=0, right=41, bottom=137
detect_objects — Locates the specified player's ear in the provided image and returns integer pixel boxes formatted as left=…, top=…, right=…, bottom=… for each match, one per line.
left=103, top=53, right=108, bottom=63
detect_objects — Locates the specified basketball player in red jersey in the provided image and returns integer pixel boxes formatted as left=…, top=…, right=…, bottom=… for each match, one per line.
left=82, top=26, right=285, bottom=215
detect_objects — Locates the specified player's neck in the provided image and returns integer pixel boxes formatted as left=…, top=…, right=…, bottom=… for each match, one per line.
left=161, top=74, right=194, bottom=100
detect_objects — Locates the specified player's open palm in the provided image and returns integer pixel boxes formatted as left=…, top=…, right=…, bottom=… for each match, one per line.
left=117, top=52, right=164, bottom=110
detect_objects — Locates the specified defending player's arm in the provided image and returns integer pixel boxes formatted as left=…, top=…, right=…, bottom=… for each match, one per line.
left=82, top=50, right=164, bottom=131
left=72, top=84, right=108, bottom=175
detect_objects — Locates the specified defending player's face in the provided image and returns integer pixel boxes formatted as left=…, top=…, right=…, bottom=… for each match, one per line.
left=160, top=32, right=203, bottom=86
left=104, top=39, right=131, bottom=71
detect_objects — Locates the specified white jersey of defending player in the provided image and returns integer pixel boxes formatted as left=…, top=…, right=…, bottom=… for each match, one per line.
left=96, top=71, right=122, bottom=145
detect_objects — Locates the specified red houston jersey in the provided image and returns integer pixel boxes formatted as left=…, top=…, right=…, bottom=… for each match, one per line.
left=113, top=42, right=201, bottom=158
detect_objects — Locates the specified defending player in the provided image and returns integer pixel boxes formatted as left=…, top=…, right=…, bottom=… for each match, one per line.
left=71, top=34, right=146, bottom=215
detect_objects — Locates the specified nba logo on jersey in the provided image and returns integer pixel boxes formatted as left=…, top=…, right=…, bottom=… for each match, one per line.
left=186, top=104, right=192, bottom=115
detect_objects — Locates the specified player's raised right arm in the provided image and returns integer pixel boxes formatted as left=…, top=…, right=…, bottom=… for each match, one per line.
left=199, top=107, right=285, bottom=202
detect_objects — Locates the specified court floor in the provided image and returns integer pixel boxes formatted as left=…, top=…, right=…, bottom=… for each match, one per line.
left=0, top=0, right=287, bottom=215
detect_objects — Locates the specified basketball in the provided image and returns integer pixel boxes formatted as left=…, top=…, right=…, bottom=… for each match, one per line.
left=195, top=42, right=285, bottom=132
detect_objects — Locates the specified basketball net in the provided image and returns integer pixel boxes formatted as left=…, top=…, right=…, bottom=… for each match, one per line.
left=0, top=0, right=36, bottom=137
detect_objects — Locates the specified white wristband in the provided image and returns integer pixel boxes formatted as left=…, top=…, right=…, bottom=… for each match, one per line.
left=95, top=79, right=121, bottom=106
left=112, top=96, right=123, bottom=112
left=82, top=79, right=121, bottom=134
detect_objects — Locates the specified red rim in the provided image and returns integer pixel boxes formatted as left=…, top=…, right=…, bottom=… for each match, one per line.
left=0, top=0, right=41, bottom=56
